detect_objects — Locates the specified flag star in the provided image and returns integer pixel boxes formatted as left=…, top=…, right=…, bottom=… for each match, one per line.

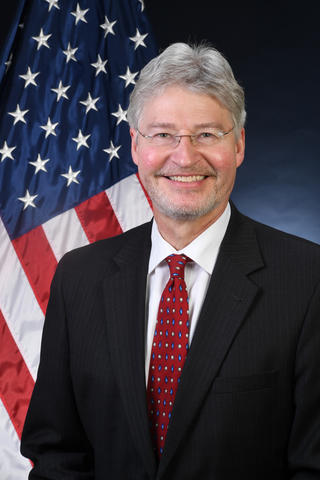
left=19, top=66, right=40, bottom=88
left=0, top=141, right=16, bottom=162
left=138, top=0, right=145, bottom=11
left=5, top=53, right=13, bottom=72
left=100, top=15, right=116, bottom=37
left=79, top=92, right=100, bottom=114
left=45, top=0, right=60, bottom=11
left=32, top=28, right=51, bottom=50
left=129, top=28, right=148, bottom=49
left=40, top=117, right=59, bottom=137
left=18, top=190, right=38, bottom=210
left=63, top=42, right=78, bottom=63
left=8, top=104, right=29, bottom=125
left=51, top=80, right=70, bottom=101
left=111, top=104, right=128, bottom=125
left=61, top=165, right=81, bottom=186
left=103, top=141, right=121, bottom=161
left=91, top=54, right=107, bottom=76
left=29, top=154, right=50, bottom=173
left=71, top=3, right=89, bottom=25
left=119, top=66, right=138, bottom=87
left=72, top=129, right=90, bottom=150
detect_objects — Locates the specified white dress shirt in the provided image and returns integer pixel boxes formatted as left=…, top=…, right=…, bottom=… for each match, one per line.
left=145, top=203, right=231, bottom=382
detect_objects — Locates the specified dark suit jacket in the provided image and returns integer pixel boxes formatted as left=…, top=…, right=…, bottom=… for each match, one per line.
left=21, top=205, right=320, bottom=479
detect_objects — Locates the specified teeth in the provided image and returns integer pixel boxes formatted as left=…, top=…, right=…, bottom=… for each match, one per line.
left=168, top=175, right=205, bottom=182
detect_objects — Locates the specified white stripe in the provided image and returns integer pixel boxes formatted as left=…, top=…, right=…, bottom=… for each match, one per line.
left=0, top=219, right=44, bottom=380
left=42, top=208, right=89, bottom=262
left=106, top=174, right=153, bottom=232
left=0, top=399, right=31, bottom=480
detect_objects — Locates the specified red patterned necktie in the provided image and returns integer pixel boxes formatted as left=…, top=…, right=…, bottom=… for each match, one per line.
left=147, top=253, right=191, bottom=457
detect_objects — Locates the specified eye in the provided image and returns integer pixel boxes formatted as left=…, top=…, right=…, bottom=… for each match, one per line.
left=199, top=132, right=218, bottom=139
left=154, top=132, right=171, bottom=139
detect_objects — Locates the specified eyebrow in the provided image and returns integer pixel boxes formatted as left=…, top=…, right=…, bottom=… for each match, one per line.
left=146, top=122, right=225, bottom=130
left=194, top=122, right=224, bottom=129
left=147, top=123, right=177, bottom=130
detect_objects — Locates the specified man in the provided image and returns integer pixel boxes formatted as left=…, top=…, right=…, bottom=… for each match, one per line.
left=21, top=43, right=320, bottom=479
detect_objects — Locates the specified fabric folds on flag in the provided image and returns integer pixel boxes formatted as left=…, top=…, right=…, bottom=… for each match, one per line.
left=0, top=1, right=157, bottom=477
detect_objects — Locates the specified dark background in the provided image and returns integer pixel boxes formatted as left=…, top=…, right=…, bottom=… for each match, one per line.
left=2, top=1, right=320, bottom=243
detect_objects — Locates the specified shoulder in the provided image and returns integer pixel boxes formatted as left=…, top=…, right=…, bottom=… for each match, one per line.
left=233, top=206, right=320, bottom=274
left=55, top=221, right=152, bottom=279
left=248, top=214, right=320, bottom=255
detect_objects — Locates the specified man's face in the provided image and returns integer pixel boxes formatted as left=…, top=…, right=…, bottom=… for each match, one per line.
left=130, top=85, right=245, bottom=225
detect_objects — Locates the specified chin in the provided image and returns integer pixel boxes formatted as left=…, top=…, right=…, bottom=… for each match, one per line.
left=153, top=197, right=220, bottom=221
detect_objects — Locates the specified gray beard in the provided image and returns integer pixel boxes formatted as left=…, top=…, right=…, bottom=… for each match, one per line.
left=148, top=185, right=219, bottom=221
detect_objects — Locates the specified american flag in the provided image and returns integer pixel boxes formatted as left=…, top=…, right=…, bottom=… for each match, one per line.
left=0, top=0, right=157, bottom=477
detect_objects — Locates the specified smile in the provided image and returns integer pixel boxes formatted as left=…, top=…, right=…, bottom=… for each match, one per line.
left=167, top=175, right=206, bottom=182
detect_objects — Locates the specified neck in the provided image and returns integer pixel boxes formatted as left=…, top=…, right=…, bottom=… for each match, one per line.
left=154, top=204, right=227, bottom=250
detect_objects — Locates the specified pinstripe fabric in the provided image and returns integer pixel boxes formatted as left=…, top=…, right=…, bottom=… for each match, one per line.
left=21, top=205, right=320, bottom=479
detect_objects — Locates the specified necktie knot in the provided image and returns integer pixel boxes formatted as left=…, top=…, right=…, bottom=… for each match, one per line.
left=165, top=254, right=191, bottom=280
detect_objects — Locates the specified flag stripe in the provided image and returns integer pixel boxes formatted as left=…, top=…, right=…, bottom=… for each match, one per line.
left=0, top=309, right=34, bottom=439
left=106, top=174, right=153, bottom=232
left=0, top=398, right=31, bottom=479
left=0, top=219, right=43, bottom=381
left=42, top=208, right=89, bottom=262
left=136, top=173, right=153, bottom=210
left=12, top=227, right=58, bottom=315
left=75, top=190, right=123, bottom=243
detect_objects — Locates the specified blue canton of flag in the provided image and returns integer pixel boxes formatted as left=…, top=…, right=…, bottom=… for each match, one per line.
left=0, top=0, right=157, bottom=240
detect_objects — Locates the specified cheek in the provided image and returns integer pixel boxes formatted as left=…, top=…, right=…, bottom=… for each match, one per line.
left=136, top=148, right=164, bottom=173
left=206, top=150, right=236, bottom=172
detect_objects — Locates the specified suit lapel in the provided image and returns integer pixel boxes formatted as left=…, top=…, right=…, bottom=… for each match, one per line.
left=102, top=222, right=157, bottom=478
left=157, top=207, right=265, bottom=478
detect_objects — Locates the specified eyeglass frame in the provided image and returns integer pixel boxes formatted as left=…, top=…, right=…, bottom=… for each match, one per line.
left=135, top=126, right=235, bottom=148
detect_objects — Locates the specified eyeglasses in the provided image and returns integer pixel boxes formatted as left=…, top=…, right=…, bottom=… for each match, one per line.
left=136, top=126, right=234, bottom=148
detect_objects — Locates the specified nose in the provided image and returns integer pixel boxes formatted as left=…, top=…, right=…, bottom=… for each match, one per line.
left=170, top=135, right=200, bottom=167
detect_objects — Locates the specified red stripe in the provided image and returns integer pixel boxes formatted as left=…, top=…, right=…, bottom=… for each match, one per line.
left=0, top=309, right=35, bottom=439
left=12, top=226, right=58, bottom=315
left=136, top=173, right=153, bottom=210
left=75, top=190, right=122, bottom=242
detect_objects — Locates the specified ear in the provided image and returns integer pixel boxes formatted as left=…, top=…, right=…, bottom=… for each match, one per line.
left=130, top=128, right=139, bottom=166
left=235, top=128, right=245, bottom=168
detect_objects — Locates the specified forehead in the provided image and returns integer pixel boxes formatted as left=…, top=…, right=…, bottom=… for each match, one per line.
left=139, top=85, right=232, bottom=130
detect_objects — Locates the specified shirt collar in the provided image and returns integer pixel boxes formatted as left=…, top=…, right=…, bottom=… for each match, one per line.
left=149, top=203, right=231, bottom=275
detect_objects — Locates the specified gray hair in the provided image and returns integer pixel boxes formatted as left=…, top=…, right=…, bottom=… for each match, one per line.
left=127, top=42, right=246, bottom=138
